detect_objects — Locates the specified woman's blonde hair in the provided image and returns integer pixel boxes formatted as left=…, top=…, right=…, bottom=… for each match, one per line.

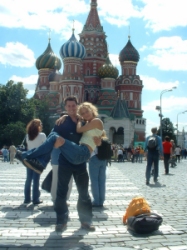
left=101, top=130, right=108, bottom=139
left=78, top=102, right=98, bottom=118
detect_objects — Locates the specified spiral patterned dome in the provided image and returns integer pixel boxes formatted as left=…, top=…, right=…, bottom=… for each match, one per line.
left=98, top=55, right=119, bottom=79
left=36, top=41, right=61, bottom=70
left=119, top=37, right=140, bottom=63
left=60, top=30, right=86, bottom=59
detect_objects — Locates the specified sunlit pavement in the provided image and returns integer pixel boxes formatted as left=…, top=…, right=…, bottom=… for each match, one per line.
left=0, top=158, right=187, bottom=250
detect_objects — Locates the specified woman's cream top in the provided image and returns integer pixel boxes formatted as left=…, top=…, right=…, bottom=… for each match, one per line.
left=80, top=128, right=103, bottom=151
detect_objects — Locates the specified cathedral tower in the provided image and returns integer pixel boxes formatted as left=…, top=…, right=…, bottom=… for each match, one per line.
left=79, top=0, right=108, bottom=103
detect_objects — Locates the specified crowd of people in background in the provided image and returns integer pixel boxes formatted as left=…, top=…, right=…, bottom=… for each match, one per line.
left=110, top=144, right=146, bottom=163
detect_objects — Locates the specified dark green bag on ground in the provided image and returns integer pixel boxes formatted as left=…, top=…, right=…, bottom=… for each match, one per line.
left=41, top=170, right=52, bottom=193
left=127, top=213, right=163, bottom=234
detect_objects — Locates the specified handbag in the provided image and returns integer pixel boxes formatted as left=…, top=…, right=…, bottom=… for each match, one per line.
left=41, top=170, right=53, bottom=193
left=127, top=213, right=163, bottom=234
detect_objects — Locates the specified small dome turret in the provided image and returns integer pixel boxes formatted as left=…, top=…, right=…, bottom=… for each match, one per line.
left=98, top=55, right=119, bottom=79
left=60, top=29, right=86, bottom=59
left=36, top=41, right=61, bottom=70
left=119, top=37, right=140, bottom=63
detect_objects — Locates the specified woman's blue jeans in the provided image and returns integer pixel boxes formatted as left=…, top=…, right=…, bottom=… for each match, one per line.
left=21, top=132, right=90, bottom=168
left=24, top=168, right=40, bottom=203
left=89, top=155, right=107, bottom=206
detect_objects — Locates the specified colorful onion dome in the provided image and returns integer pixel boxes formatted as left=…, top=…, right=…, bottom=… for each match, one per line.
left=98, top=55, right=119, bottom=79
left=48, top=70, right=61, bottom=82
left=60, top=29, right=86, bottom=59
left=119, top=37, right=140, bottom=63
left=36, top=41, right=62, bottom=70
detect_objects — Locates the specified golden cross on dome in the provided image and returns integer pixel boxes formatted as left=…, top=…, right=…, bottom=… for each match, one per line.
left=72, top=20, right=75, bottom=32
left=128, top=25, right=131, bottom=40
left=48, top=29, right=51, bottom=42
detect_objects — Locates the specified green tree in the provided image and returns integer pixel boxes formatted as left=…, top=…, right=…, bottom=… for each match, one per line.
left=157, top=118, right=176, bottom=142
left=0, top=81, right=51, bottom=148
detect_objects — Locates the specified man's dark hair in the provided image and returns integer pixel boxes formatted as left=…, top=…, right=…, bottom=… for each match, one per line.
left=165, top=136, right=170, bottom=141
left=64, top=96, right=78, bottom=105
left=151, top=127, right=157, bottom=134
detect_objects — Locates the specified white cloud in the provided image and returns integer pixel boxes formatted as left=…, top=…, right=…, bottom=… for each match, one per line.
left=10, top=74, right=38, bottom=85
left=144, top=36, right=187, bottom=71
left=0, top=0, right=88, bottom=40
left=98, top=0, right=141, bottom=27
left=0, top=42, right=35, bottom=67
left=109, top=54, right=120, bottom=67
left=141, top=0, right=187, bottom=32
left=143, top=96, right=187, bottom=113
left=10, top=74, right=38, bottom=97
left=141, top=75, right=179, bottom=91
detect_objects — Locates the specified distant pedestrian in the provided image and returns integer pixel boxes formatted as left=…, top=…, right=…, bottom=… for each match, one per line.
left=162, top=136, right=172, bottom=174
left=145, top=127, right=163, bottom=184
left=9, top=143, right=17, bottom=164
left=2, top=146, right=9, bottom=162
left=175, top=145, right=181, bottom=163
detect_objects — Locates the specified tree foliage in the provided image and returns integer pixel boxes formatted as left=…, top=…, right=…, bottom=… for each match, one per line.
left=0, top=81, right=51, bottom=148
left=157, top=118, right=176, bottom=142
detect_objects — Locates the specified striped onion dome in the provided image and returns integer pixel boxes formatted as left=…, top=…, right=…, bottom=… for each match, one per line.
left=119, top=37, right=140, bottom=63
left=98, top=55, right=119, bottom=79
left=36, top=41, right=61, bottom=70
left=60, top=29, right=86, bottom=59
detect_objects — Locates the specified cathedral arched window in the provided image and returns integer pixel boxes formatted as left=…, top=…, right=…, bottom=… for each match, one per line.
left=68, top=65, right=71, bottom=73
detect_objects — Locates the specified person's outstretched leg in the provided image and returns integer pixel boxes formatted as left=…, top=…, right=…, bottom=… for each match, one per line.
left=54, top=138, right=91, bottom=165
left=17, top=132, right=59, bottom=174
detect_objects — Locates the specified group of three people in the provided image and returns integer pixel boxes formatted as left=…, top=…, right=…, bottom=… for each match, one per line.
left=16, top=96, right=107, bottom=232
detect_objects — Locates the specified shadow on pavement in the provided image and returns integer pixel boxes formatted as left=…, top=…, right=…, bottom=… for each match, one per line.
left=148, top=182, right=166, bottom=188
left=0, top=230, right=94, bottom=249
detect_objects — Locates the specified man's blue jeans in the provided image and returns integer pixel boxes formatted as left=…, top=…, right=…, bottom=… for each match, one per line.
left=146, top=150, right=160, bottom=182
left=24, top=168, right=40, bottom=203
left=54, top=163, right=92, bottom=225
left=21, top=132, right=90, bottom=167
left=89, top=155, right=107, bottom=206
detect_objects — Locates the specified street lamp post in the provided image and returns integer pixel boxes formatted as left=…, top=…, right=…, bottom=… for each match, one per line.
left=158, top=87, right=177, bottom=141
left=183, top=125, right=187, bottom=149
left=176, top=110, right=187, bottom=145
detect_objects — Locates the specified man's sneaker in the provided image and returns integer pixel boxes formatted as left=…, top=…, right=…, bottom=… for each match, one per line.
left=55, top=223, right=67, bottom=232
left=15, top=150, right=25, bottom=165
left=146, top=180, right=149, bottom=185
left=81, top=223, right=95, bottom=231
left=33, top=200, right=43, bottom=205
left=23, top=159, right=44, bottom=174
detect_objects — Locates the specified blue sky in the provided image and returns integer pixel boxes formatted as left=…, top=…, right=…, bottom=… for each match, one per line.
left=0, top=0, right=187, bottom=136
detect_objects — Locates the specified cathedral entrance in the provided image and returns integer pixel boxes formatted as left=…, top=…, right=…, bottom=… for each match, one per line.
left=109, top=127, right=124, bottom=145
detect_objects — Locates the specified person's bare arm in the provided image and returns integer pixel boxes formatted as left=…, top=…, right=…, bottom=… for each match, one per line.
left=76, top=118, right=103, bottom=133
left=55, top=115, right=68, bottom=125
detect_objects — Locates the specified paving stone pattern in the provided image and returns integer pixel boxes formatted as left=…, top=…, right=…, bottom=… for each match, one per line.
left=0, top=159, right=187, bottom=250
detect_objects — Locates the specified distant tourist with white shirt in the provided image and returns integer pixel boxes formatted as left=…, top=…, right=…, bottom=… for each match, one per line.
left=175, top=145, right=181, bottom=163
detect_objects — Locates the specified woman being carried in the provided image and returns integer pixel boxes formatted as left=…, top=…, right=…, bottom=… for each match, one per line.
left=16, top=102, right=103, bottom=174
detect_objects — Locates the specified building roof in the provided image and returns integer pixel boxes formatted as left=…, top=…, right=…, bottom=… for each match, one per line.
left=110, top=97, right=130, bottom=119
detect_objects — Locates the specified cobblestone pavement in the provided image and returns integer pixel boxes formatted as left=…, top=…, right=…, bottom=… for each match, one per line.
left=0, top=158, right=187, bottom=250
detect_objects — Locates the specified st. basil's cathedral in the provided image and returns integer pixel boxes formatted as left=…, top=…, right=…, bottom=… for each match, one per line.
left=34, top=0, right=146, bottom=147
